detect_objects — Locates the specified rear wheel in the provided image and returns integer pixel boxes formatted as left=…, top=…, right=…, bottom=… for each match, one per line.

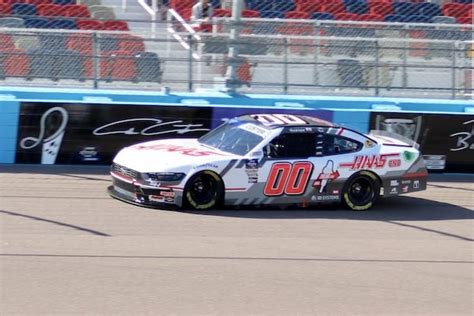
left=342, top=172, right=380, bottom=211
left=184, top=171, right=223, bottom=210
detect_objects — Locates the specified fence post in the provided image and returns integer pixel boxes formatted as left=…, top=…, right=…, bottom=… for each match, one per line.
left=402, top=26, right=408, bottom=89
left=284, top=38, right=288, bottom=94
left=92, top=32, right=99, bottom=89
left=451, top=41, right=457, bottom=99
left=375, top=39, right=380, bottom=96
left=188, top=35, right=193, bottom=92
left=313, top=21, right=319, bottom=86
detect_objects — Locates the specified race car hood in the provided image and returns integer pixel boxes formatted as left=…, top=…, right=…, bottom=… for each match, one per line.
left=113, top=138, right=233, bottom=172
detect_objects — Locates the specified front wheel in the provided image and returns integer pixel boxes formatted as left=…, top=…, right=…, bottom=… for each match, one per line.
left=184, top=171, right=223, bottom=210
left=342, top=172, right=380, bottom=211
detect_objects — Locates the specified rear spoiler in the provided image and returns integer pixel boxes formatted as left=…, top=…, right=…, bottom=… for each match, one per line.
left=369, top=130, right=420, bottom=150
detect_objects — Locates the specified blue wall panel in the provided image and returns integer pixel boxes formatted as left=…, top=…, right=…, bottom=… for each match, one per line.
left=0, top=101, right=20, bottom=163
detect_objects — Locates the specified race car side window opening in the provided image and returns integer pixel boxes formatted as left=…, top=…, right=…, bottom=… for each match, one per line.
left=268, top=133, right=316, bottom=158
left=323, top=135, right=362, bottom=156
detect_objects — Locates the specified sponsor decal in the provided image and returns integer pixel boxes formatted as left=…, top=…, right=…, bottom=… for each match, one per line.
left=339, top=153, right=400, bottom=170
left=150, top=195, right=165, bottom=202
left=132, top=143, right=226, bottom=157
left=160, top=191, right=175, bottom=197
left=312, top=160, right=340, bottom=193
left=19, top=106, right=68, bottom=164
left=402, top=185, right=409, bottom=193
left=365, top=140, right=375, bottom=148
left=401, top=180, right=411, bottom=185
left=450, top=120, right=473, bottom=152
left=316, top=195, right=339, bottom=201
left=195, top=163, right=219, bottom=169
left=413, top=180, right=420, bottom=189
left=390, top=180, right=399, bottom=187
left=238, top=123, right=270, bottom=137
left=245, top=159, right=259, bottom=183
left=403, top=151, right=415, bottom=161
left=388, top=159, right=401, bottom=167
left=389, top=187, right=398, bottom=195
left=289, top=127, right=313, bottom=133
left=78, top=146, right=100, bottom=162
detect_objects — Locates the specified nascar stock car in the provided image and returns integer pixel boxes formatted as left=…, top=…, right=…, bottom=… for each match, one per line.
left=108, top=114, right=428, bottom=211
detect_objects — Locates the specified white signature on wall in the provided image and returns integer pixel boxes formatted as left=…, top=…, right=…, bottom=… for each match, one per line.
left=450, top=120, right=474, bottom=152
left=93, top=118, right=210, bottom=136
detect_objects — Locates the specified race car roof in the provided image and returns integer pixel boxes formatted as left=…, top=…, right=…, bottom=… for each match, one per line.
left=240, top=114, right=336, bottom=128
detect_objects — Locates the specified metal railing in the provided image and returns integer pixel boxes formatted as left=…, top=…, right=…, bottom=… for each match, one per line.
left=0, top=18, right=472, bottom=99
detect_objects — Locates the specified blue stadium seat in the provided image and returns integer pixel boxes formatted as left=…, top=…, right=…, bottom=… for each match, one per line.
left=273, top=0, right=296, bottom=12
left=135, top=52, right=162, bottom=83
left=28, top=48, right=56, bottom=79
left=12, top=3, right=38, bottom=16
left=52, top=0, right=76, bottom=4
left=48, top=18, right=77, bottom=29
left=418, top=3, right=442, bottom=18
left=24, top=17, right=49, bottom=28
left=393, top=2, right=417, bottom=16
left=55, top=50, right=84, bottom=80
left=311, top=12, right=335, bottom=20
left=405, top=15, right=432, bottom=23
left=247, top=0, right=273, bottom=12
left=260, top=10, right=285, bottom=19
left=384, top=15, right=407, bottom=23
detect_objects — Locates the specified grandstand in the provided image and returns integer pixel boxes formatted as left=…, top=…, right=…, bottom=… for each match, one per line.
left=0, top=0, right=472, bottom=98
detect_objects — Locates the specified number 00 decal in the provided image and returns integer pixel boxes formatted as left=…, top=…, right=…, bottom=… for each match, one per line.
left=264, top=162, right=314, bottom=196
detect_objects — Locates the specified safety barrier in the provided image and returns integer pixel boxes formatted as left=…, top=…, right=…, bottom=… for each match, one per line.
left=0, top=86, right=472, bottom=172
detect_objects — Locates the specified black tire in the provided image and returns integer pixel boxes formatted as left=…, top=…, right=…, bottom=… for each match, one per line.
left=184, top=171, right=224, bottom=210
left=342, top=171, right=380, bottom=211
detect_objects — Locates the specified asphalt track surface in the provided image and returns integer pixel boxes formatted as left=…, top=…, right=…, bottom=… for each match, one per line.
left=0, top=165, right=473, bottom=315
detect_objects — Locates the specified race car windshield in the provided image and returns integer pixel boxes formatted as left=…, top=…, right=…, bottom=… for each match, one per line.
left=198, top=120, right=269, bottom=155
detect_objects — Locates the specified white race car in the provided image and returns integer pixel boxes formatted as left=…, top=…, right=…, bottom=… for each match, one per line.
left=108, top=114, right=428, bottom=210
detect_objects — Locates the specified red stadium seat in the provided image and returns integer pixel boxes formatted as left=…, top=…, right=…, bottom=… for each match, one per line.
left=241, top=9, right=259, bottom=18
left=358, top=13, right=383, bottom=22
left=296, top=0, right=323, bottom=14
left=63, top=4, right=90, bottom=18
left=457, top=16, right=472, bottom=24
left=37, top=4, right=64, bottom=16
left=0, top=33, right=16, bottom=49
left=103, top=20, right=129, bottom=31
left=443, top=3, right=467, bottom=18
left=117, top=34, right=145, bottom=55
left=0, top=48, right=30, bottom=77
left=66, top=34, right=93, bottom=54
left=369, top=2, right=393, bottom=16
left=1, top=0, right=28, bottom=4
left=285, top=11, right=310, bottom=19
left=101, top=50, right=137, bottom=81
left=367, top=0, right=391, bottom=3
left=213, top=8, right=231, bottom=17
left=335, top=12, right=358, bottom=21
left=26, top=0, right=52, bottom=5
left=0, top=3, right=11, bottom=15
left=77, top=19, right=103, bottom=30
left=169, top=0, right=194, bottom=13
left=179, top=7, right=192, bottom=21
left=322, top=3, right=345, bottom=15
